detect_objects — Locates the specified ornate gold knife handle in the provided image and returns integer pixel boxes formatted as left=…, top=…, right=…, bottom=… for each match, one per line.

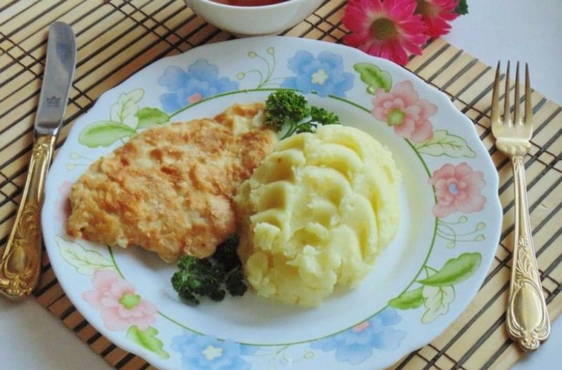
left=0, top=135, right=55, bottom=299
left=506, top=156, right=550, bottom=350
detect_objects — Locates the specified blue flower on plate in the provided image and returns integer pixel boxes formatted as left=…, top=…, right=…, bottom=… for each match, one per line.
left=158, top=59, right=239, bottom=112
left=310, top=308, right=405, bottom=365
left=172, top=332, right=258, bottom=370
left=281, top=50, right=354, bottom=97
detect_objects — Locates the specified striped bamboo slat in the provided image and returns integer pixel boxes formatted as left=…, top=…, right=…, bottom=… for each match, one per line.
left=0, top=1, right=560, bottom=369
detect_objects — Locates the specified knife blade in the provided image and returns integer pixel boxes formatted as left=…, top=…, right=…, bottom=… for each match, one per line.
left=0, top=22, right=76, bottom=300
left=35, top=21, right=76, bottom=136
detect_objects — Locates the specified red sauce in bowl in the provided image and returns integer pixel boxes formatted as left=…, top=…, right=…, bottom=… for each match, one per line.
left=213, top=0, right=287, bottom=6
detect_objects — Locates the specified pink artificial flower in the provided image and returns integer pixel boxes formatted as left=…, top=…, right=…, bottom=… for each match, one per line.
left=415, top=0, right=459, bottom=38
left=342, top=0, right=429, bottom=65
left=83, top=270, right=157, bottom=331
left=429, top=162, right=486, bottom=218
left=372, top=80, right=437, bottom=142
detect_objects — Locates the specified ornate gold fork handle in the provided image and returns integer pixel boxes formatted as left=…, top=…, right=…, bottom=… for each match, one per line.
left=0, top=135, right=55, bottom=299
left=506, top=155, right=550, bottom=350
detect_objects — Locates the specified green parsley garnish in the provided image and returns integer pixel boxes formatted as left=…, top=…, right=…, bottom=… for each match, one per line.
left=264, top=89, right=341, bottom=138
left=171, top=236, right=247, bottom=305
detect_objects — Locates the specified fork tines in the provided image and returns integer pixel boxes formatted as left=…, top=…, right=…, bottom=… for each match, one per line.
left=491, top=61, right=532, bottom=126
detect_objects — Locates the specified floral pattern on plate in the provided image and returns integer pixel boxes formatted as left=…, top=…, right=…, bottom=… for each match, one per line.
left=281, top=50, right=354, bottom=97
left=42, top=37, right=501, bottom=370
left=311, top=309, right=405, bottom=365
left=159, top=59, right=239, bottom=112
left=56, top=236, right=170, bottom=359
left=372, top=80, right=437, bottom=143
left=83, top=269, right=157, bottom=331
left=172, top=333, right=257, bottom=370
left=430, top=162, right=486, bottom=218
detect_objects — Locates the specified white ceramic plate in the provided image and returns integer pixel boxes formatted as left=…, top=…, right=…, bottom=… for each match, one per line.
left=42, top=37, right=501, bottom=370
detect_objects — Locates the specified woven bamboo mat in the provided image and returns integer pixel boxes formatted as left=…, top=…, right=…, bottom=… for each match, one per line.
left=0, top=1, right=560, bottom=369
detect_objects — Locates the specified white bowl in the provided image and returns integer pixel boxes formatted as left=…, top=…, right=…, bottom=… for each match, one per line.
left=185, top=0, right=324, bottom=36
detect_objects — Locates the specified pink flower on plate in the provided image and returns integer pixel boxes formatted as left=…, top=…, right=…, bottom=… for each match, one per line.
left=352, top=321, right=371, bottom=332
left=429, top=162, right=486, bottom=218
left=187, top=92, right=203, bottom=104
left=372, top=80, right=437, bottom=142
left=83, top=270, right=156, bottom=331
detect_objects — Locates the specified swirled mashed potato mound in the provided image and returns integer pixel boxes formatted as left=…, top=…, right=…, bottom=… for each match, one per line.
left=235, top=125, right=401, bottom=307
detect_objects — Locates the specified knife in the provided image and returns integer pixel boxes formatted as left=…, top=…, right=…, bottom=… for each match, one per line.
left=0, top=22, right=76, bottom=300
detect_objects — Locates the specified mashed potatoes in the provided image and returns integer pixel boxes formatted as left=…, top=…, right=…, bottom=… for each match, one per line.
left=235, top=125, right=401, bottom=307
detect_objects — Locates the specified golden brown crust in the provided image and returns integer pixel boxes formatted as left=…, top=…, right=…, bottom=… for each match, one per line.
left=67, top=102, right=277, bottom=262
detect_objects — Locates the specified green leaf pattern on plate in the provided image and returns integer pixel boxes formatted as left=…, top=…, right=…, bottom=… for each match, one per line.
left=415, top=129, right=476, bottom=158
left=353, top=62, right=392, bottom=94
left=79, top=121, right=136, bottom=148
left=136, top=107, right=170, bottom=129
left=127, top=325, right=170, bottom=359
left=57, top=237, right=114, bottom=275
left=418, top=253, right=481, bottom=287
left=110, top=89, right=144, bottom=128
left=390, top=252, right=481, bottom=323
left=78, top=88, right=172, bottom=148
left=388, top=287, right=424, bottom=309
left=421, top=285, right=455, bottom=324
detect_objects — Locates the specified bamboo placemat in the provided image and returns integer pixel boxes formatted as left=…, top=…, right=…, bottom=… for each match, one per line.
left=0, top=1, right=560, bottom=369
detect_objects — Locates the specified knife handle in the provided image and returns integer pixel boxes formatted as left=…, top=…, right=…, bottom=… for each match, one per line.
left=0, top=135, right=56, bottom=300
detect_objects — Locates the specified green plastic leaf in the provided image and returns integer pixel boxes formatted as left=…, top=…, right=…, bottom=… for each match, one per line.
left=421, top=285, right=455, bottom=323
left=455, top=0, right=469, bottom=15
left=79, top=121, right=135, bottom=148
left=418, top=252, right=482, bottom=287
left=353, top=63, right=392, bottom=93
left=127, top=326, right=169, bottom=359
left=110, top=88, right=144, bottom=127
left=415, top=130, right=476, bottom=158
left=389, top=287, right=424, bottom=309
left=57, top=237, right=114, bottom=275
left=136, top=107, right=170, bottom=129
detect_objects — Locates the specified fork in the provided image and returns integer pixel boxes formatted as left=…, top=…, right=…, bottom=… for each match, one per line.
left=491, top=62, right=550, bottom=351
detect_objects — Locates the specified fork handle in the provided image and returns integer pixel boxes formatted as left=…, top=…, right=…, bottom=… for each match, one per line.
left=506, top=155, right=550, bottom=350
left=0, top=135, right=55, bottom=300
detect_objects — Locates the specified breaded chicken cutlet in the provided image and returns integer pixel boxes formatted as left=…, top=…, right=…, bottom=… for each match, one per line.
left=66, top=103, right=277, bottom=262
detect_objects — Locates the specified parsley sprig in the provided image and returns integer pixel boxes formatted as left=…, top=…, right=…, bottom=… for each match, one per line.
left=264, top=90, right=341, bottom=139
left=171, top=236, right=247, bottom=305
